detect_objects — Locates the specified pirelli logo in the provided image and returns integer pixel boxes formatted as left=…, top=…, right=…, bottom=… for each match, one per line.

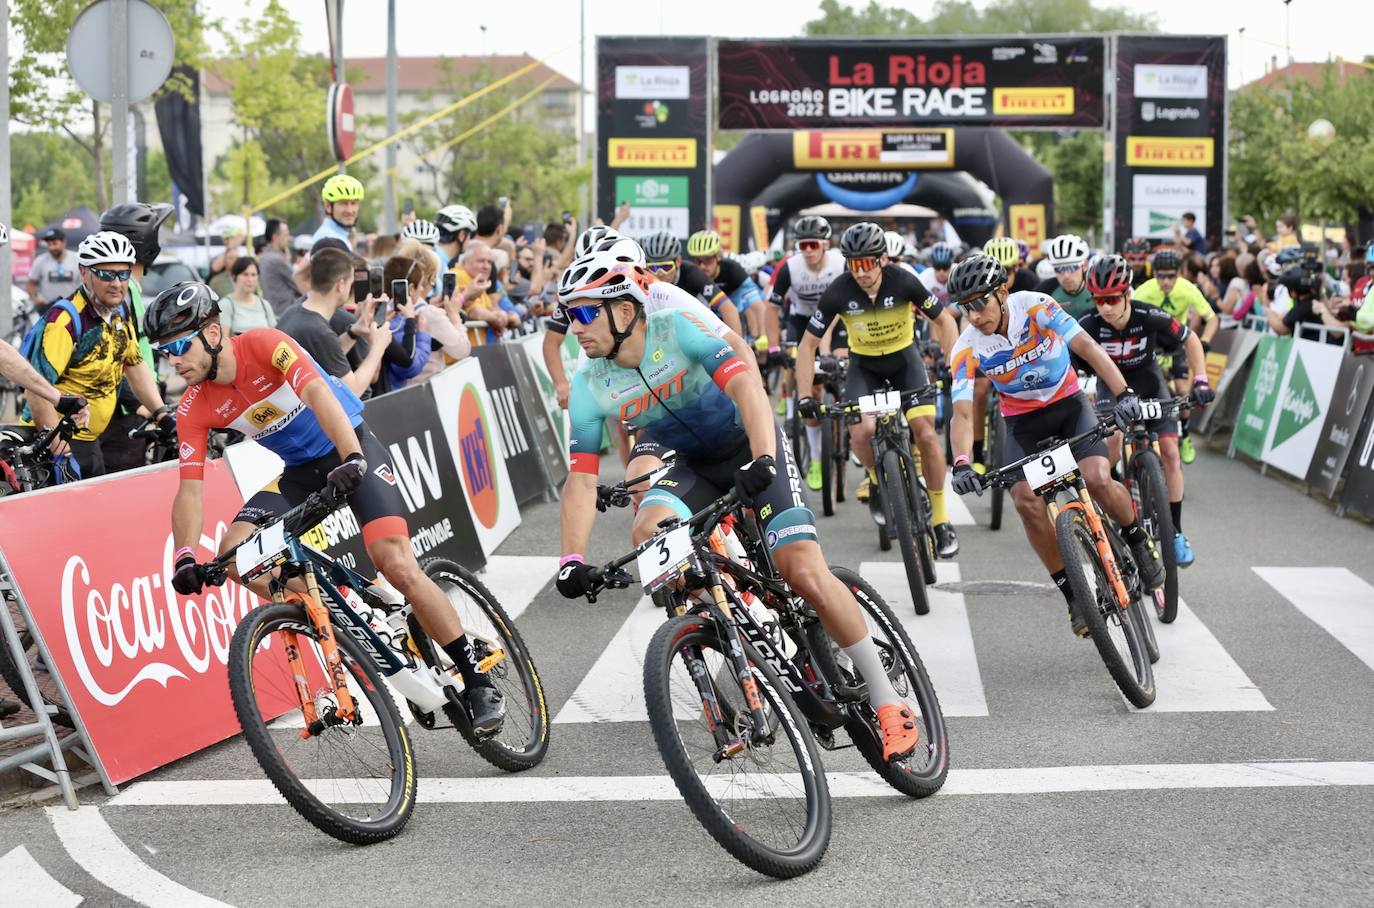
left=272, top=341, right=297, bottom=372
left=607, top=138, right=697, bottom=168
left=992, top=87, right=1074, bottom=116
left=1126, top=136, right=1214, bottom=168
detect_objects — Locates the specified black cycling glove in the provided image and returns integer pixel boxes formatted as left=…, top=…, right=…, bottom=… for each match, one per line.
left=734, top=454, right=776, bottom=504
left=1112, top=391, right=1142, bottom=430
left=172, top=555, right=202, bottom=596
left=556, top=558, right=598, bottom=600
left=1193, top=379, right=1216, bottom=406
left=55, top=395, right=87, bottom=416
left=951, top=462, right=983, bottom=497
left=327, top=452, right=367, bottom=497
left=797, top=397, right=820, bottom=419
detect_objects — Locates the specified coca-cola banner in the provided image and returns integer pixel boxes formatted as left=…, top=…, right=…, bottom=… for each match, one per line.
left=717, top=37, right=1106, bottom=130
left=0, top=460, right=296, bottom=784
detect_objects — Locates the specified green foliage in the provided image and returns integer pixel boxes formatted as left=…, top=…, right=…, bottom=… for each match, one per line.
left=8, top=132, right=101, bottom=229
left=1228, top=65, right=1374, bottom=226
left=399, top=60, right=590, bottom=225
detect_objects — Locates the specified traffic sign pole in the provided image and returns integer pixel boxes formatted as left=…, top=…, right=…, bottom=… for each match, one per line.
left=1, top=0, right=12, bottom=334
left=112, top=0, right=129, bottom=204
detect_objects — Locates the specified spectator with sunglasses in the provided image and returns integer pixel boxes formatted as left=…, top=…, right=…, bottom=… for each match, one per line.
left=635, top=231, right=744, bottom=338
left=23, top=231, right=173, bottom=478
left=1035, top=234, right=1095, bottom=319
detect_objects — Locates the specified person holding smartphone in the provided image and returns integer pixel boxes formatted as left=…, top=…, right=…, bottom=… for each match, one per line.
left=388, top=245, right=471, bottom=385
left=276, top=248, right=392, bottom=397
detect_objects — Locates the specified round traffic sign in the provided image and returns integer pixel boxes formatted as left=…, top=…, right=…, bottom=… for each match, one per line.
left=328, top=83, right=356, bottom=161
left=66, top=0, right=175, bottom=104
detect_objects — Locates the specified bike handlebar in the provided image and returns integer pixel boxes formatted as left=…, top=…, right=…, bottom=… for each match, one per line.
left=198, top=485, right=346, bottom=587
left=976, top=415, right=1118, bottom=491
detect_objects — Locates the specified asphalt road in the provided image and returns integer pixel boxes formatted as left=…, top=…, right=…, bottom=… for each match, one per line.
left=4, top=442, right=1374, bottom=906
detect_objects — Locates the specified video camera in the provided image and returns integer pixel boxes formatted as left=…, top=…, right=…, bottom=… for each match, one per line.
left=1279, top=260, right=1324, bottom=297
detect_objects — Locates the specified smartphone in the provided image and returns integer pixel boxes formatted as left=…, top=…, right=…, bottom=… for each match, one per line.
left=442, top=271, right=457, bottom=299
left=561, top=210, right=573, bottom=224
left=352, top=277, right=369, bottom=304
left=369, top=266, right=384, bottom=297
left=523, top=223, right=538, bottom=244
left=402, top=197, right=414, bottom=216
left=390, top=278, right=409, bottom=304
left=498, top=195, right=509, bottom=209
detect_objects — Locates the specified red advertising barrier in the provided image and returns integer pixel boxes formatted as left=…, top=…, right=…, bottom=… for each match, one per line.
left=0, top=460, right=295, bottom=784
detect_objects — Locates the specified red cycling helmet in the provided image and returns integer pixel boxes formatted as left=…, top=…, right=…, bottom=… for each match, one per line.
left=1086, top=254, right=1133, bottom=297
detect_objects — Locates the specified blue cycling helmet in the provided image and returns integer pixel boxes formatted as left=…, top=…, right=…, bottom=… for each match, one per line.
left=929, top=242, right=954, bottom=268
left=1365, top=243, right=1374, bottom=265
left=1276, top=245, right=1304, bottom=265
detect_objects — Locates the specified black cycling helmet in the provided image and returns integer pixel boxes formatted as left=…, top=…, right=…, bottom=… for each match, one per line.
left=1086, top=254, right=1134, bottom=297
left=1152, top=247, right=1182, bottom=273
left=639, top=230, right=681, bottom=262
left=144, top=281, right=221, bottom=341
left=1121, top=236, right=1151, bottom=259
left=947, top=254, right=1008, bottom=303
left=100, top=202, right=174, bottom=266
left=839, top=222, right=886, bottom=259
left=929, top=242, right=955, bottom=268
left=793, top=215, right=832, bottom=241
left=1275, top=245, right=1304, bottom=265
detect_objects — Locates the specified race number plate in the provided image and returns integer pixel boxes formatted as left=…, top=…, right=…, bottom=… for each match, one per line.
left=858, top=391, right=902, bottom=415
left=1140, top=400, right=1163, bottom=421
left=235, top=520, right=289, bottom=583
left=635, top=524, right=698, bottom=595
left=1023, top=444, right=1077, bottom=492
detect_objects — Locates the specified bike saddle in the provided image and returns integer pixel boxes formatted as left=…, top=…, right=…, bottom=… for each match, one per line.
left=0, top=425, right=37, bottom=446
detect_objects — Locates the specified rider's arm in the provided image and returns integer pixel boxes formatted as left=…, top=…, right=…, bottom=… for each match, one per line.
left=299, top=378, right=363, bottom=460
left=123, top=359, right=167, bottom=416
left=794, top=331, right=821, bottom=397
left=725, top=368, right=776, bottom=461
left=797, top=282, right=842, bottom=391
left=1191, top=286, right=1220, bottom=343
left=542, top=319, right=571, bottom=408
left=171, top=479, right=206, bottom=553
left=910, top=270, right=957, bottom=356
left=713, top=298, right=743, bottom=337
left=1068, top=332, right=1131, bottom=398
left=1151, top=306, right=1204, bottom=383
left=0, top=339, right=64, bottom=405
left=948, top=343, right=977, bottom=459
left=1183, top=331, right=1207, bottom=383
left=931, top=307, right=959, bottom=357
left=559, top=373, right=607, bottom=557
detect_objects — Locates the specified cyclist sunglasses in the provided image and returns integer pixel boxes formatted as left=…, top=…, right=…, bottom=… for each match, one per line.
left=1093, top=294, right=1128, bottom=306
left=847, top=256, right=879, bottom=274
left=1154, top=271, right=1179, bottom=280
left=690, top=256, right=717, bottom=267
left=797, top=239, right=824, bottom=252
left=645, top=260, right=676, bottom=274
left=91, top=267, right=132, bottom=282
left=1053, top=263, right=1083, bottom=274
left=955, top=290, right=996, bottom=315
left=156, top=333, right=200, bottom=356
left=562, top=303, right=603, bottom=325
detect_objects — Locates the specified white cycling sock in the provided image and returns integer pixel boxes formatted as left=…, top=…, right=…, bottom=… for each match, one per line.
left=842, top=634, right=903, bottom=709
left=806, top=425, right=823, bottom=462
left=785, top=398, right=795, bottom=419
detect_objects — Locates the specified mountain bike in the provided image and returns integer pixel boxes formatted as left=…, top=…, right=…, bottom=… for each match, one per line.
left=977, top=416, right=1158, bottom=708
left=813, top=356, right=849, bottom=517
left=198, top=486, right=549, bottom=844
left=983, top=392, right=1007, bottom=531
left=818, top=387, right=937, bottom=615
left=584, top=477, right=948, bottom=878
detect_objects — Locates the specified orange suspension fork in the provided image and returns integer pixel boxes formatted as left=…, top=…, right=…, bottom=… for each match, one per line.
left=302, top=572, right=358, bottom=726
left=1075, top=488, right=1131, bottom=609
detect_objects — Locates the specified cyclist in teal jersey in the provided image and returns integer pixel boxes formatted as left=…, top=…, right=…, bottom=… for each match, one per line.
left=553, top=248, right=924, bottom=761
left=1034, top=234, right=1094, bottom=320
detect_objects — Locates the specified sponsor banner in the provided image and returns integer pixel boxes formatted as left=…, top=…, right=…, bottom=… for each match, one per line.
left=1307, top=356, right=1374, bottom=499
left=750, top=205, right=770, bottom=253
left=791, top=129, right=954, bottom=169
left=429, top=358, right=521, bottom=555
left=1008, top=203, right=1047, bottom=257
left=713, top=205, right=743, bottom=255
left=1233, top=335, right=1292, bottom=460
left=1196, top=328, right=1260, bottom=434
left=509, top=334, right=568, bottom=489
left=1339, top=396, right=1374, bottom=519
left=717, top=37, right=1106, bottom=129
left=606, top=138, right=696, bottom=169
left=1260, top=338, right=1344, bottom=478
left=1113, top=36, right=1226, bottom=250
left=474, top=344, right=551, bottom=506
left=597, top=37, right=709, bottom=241
left=514, top=333, right=570, bottom=470
left=0, top=460, right=287, bottom=784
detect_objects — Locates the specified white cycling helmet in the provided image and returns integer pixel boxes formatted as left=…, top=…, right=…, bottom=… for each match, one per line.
left=77, top=230, right=138, bottom=267
left=575, top=225, right=620, bottom=258
left=400, top=218, right=440, bottom=246
left=1044, top=233, right=1089, bottom=267
left=558, top=248, right=654, bottom=307
left=1035, top=257, right=1056, bottom=280
left=586, top=235, right=645, bottom=265
left=883, top=231, right=905, bottom=259
left=435, top=204, right=477, bottom=236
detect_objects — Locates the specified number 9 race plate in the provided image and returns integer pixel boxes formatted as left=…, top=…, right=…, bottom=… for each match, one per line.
left=1023, top=444, right=1078, bottom=492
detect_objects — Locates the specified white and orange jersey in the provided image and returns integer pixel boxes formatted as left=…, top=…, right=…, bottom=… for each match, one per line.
left=949, top=291, right=1084, bottom=417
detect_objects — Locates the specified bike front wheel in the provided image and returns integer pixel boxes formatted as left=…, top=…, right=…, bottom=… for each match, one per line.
left=1055, top=508, right=1156, bottom=708
left=881, top=448, right=930, bottom=615
left=227, top=601, right=417, bottom=844
left=643, top=615, right=831, bottom=878
left=1128, top=449, right=1177, bottom=623
left=987, top=407, right=1006, bottom=531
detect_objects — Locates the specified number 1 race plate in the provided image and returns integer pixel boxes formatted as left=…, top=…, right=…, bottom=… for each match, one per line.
left=1023, top=443, right=1078, bottom=492
left=235, top=520, right=289, bottom=583
left=635, top=524, right=698, bottom=595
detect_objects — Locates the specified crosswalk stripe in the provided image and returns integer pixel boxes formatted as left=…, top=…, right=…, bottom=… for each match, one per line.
left=861, top=561, right=989, bottom=717
left=1132, top=599, right=1273, bottom=712
left=107, top=761, right=1374, bottom=805
left=479, top=555, right=559, bottom=621
left=554, top=596, right=659, bottom=724
left=0, top=846, right=82, bottom=907
left=1253, top=567, right=1374, bottom=672
left=942, top=470, right=977, bottom=525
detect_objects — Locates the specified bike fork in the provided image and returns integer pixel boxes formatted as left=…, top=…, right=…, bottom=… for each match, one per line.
left=296, top=572, right=359, bottom=736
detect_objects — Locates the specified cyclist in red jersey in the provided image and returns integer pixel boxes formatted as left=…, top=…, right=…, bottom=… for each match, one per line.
left=145, top=282, right=504, bottom=734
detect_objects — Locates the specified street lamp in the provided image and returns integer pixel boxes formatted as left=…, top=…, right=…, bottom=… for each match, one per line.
left=1302, top=118, right=1337, bottom=246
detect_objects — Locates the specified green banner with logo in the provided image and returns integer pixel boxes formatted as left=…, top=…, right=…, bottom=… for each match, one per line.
left=614, top=175, right=689, bottom=208
left=1233, top=335, right=1293, bottom=460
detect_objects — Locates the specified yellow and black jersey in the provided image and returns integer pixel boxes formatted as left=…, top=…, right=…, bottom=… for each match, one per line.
left=806, top=264, right=943, bottom=357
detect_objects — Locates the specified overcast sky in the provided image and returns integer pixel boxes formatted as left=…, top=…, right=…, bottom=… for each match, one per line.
left=204, top=0, right=1370, bottom=92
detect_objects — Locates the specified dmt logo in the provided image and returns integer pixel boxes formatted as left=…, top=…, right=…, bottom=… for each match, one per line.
left=457, top=384, right=500, bottom=529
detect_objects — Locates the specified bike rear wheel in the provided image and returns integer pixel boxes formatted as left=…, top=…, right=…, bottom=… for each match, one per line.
left=227, top=601, right=417, bottom=844
left=828, top=567, right=949, bottom=796
left=881, top=448, right=930, bottom=615
left=417, top=559, right=550, bottom=771
left=1054, top=509, right=1156, bottom=708
left=643, top=614, right=831, bottom=878
left=1129, top=449, right=1177, bottom=623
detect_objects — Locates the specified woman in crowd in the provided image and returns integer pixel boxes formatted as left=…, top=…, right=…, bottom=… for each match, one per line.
left=219, top=256, right=278, bottom=335
left=389, top=240, right=472, bottom=386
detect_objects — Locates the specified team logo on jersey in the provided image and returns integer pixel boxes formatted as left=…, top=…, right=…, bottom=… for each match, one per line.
left=847, top=300, right=863, bottom=311
left=246, top=402, right=285, bottom=427
left=373, top=463, right=398, bottom=486
left=881, top=295, right=895, bottom=308
left=271, top=342, right=297, bottom=372
left=652, top=349, right=664, bottom=362
left=179, top=441, right=195, bottom=461
left=1101, top=338, right=1149, bottom=359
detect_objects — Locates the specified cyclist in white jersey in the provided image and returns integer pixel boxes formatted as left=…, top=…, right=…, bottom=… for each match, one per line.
left=918, top=242, right=955, bottom=306
left=764, top=216, right=847, bottom=489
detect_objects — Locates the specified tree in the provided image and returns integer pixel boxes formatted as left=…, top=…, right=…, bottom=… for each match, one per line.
left=8, top=132, right=101, bottom=229
left=9, top=0, right=209, bottom=210
left=802, top=0, right=1159, bottom=237
left=398, top=60, right=590, bottom=226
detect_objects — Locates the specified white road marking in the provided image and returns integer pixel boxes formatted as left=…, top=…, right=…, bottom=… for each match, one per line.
left=942, top=470, right=977, bottom=525
left=106, top=761, right=1374, bottom=806
left=1135, top=598, right=1273, bottom=712
left=47, top=808, right=232, bottom=908
left=0, top=846, right=83, bottom=908
left=479, top=554, right=559, bottom=621
left=862, top=561, right=989, bottom=717
left=1253, top=567, right=1374, bottom=672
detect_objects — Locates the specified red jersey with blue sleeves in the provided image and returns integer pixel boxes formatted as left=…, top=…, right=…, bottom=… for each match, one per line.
left=949, top=290, right=1084, bottom=416
left=176, top=328, right=364, bottom=479
left=568, top=309, right=751, bottom=474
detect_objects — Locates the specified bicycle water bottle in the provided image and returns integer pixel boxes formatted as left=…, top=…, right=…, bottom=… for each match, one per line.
left=742, top=591, right=796, bottom=661
left=339, top=585, right=393, bottom=648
